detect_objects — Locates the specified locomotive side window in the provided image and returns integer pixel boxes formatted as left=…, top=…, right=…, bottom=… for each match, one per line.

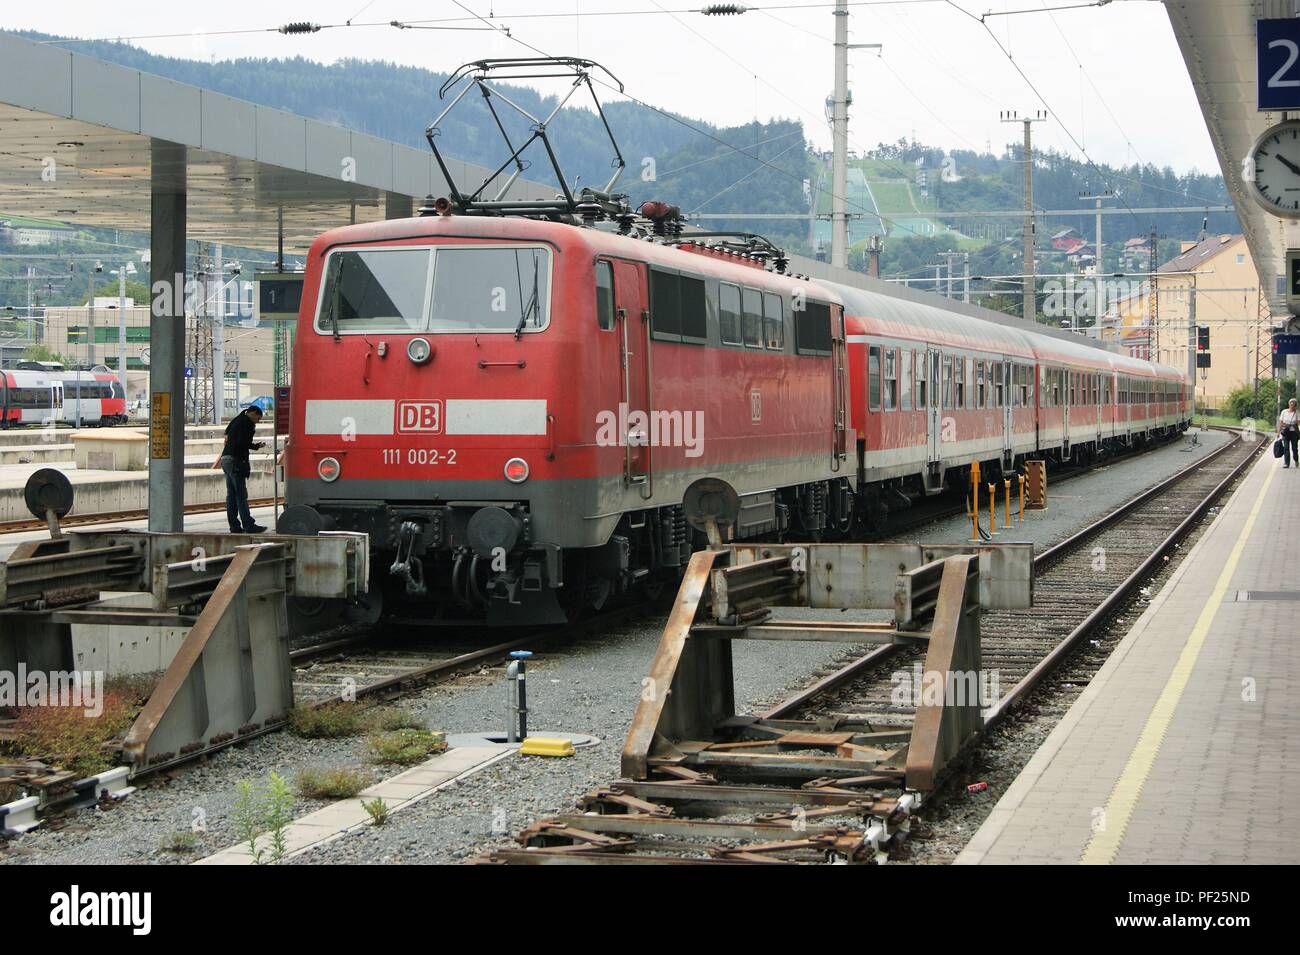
left=649, top=269, right=682, bottom=340
left=595, top=261, right=615, bottom=331
left=719, top=283, right=742, bottom=345
left=795, top=301, right=833, bottom=356
left=742, top=288, right=763, bottom=348
left=763, top=292, right=784, bottom=350
left=680, top=276, right=707, bottom=343
left=868, top=346, right=881, bottom=411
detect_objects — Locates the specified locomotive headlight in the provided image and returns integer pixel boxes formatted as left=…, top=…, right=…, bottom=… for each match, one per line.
left=407, top=337, right=432, bottom=364
left=503, top=457, right=529, bottom=483
left=318, top=456, right=341, bottom=482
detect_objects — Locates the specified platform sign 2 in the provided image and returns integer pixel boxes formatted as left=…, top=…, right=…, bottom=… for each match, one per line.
left=1259, top=18, right=1300, bottom=110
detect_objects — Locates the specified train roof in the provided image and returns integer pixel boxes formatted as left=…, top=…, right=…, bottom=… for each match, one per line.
left=307, top=214, right=843, bottom=304
left=836, top=284, right=1035, bottom=357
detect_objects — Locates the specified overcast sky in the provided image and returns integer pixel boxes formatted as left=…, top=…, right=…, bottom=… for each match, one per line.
left=17, top=1, right=1218, bottom=175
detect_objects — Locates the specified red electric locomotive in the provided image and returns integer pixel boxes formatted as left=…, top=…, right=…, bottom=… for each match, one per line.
left=282, top=212, right=854, bottom=623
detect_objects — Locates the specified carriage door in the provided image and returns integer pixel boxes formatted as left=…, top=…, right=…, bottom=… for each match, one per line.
left=611, top=259, right=651, bottom=490
left=1002, top=361, right=1013, bottom=460
left=928, top=349, right=942, bottom=464
left=1062, top=370, right=1072, bottom=453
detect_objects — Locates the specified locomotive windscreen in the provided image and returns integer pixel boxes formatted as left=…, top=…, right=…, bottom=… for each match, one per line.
left=316, top=245, right=551, bottom=335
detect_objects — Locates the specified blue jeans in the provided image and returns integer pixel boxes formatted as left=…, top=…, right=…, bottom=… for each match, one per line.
left=221, top=455, right=255, bottom=531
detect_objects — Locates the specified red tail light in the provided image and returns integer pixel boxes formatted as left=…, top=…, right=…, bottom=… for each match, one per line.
left=318, top=456, right=341, bottom=482
left=504, top=457, right=529, bottom=483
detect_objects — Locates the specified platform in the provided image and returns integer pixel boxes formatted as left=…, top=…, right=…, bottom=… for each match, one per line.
left=957, top=447, right=1299, bottom=864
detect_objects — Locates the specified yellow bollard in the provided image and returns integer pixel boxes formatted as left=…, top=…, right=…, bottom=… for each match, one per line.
left=1004, top=478, right=1012, bottom=529
left=971, top=475, right=981, bottom=541
left=987, top=483, right=997, bottom=536
left=1018, top=473, right=1026, bottom=523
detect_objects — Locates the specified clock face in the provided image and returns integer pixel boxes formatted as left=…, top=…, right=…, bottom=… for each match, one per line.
left=1251, top=121, right=1300, bottom=218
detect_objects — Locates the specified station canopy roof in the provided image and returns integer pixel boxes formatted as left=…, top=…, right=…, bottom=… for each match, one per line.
left=0, top=32, right=554, bottom=255
left=1165, top=0, right=1298, bottom=312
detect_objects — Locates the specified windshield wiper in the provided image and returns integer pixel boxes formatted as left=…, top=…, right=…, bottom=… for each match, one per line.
left=514, top=254, right=540, bottom=340
left=328, top=258, right=344, bottom=342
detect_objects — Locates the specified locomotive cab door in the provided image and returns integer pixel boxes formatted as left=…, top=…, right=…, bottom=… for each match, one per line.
left=610, top=259, right=652, bottom=492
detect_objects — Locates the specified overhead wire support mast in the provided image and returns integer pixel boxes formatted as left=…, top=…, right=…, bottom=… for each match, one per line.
left=1001, top=109, right=1046, bottom=324
left=829, top=0, right=881, bottom=269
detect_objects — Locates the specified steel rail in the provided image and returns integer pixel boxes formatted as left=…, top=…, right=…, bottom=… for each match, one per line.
left=763, top=429, right=1253, bottom=721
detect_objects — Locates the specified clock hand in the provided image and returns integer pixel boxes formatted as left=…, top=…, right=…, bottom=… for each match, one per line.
left=1277, top=154, right=1300, bottom=176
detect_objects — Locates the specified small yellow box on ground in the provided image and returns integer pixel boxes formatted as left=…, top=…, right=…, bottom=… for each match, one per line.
left=519, top=736, right=575, bottom=757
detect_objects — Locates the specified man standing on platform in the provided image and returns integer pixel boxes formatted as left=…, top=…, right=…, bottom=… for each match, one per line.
left=219, top=405, right=266, bottom=532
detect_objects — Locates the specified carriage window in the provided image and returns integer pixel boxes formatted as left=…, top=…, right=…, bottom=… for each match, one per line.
left=976, top=361, right=986, bottom=408
left=900, top=349, right=912, bottom=411
left=595, top=261, right=615, bottom=330
left=763, top=292, right=785, bottom=350
left=719, top=283, right=742, bottom=345
left=884, top=348, right=897, bottom=410
left=742, top=288, right=763, bottom=348
left=867, top=346, right=882, bottom=411
left=795, top=301, right=833, bottom=356
left=915, top=350, right=927, bottom=407
left=941, top=355, right=953, bottom=409
left=993, top=361, right=1004, bottom=407
left=955, top=357, right=966, bottom=408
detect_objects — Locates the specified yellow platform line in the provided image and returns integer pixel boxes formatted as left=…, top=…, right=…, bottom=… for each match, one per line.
left=1080, top=461, right=1275, bottom=864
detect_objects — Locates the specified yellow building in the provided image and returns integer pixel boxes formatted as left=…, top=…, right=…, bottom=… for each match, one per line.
left=1099, top=234, right=1271, bottom=410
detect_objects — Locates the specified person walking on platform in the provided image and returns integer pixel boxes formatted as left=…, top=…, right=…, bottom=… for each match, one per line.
left=1278, top=399, right=1300, bottom=468
left=219, top=405, right=267, bottom=532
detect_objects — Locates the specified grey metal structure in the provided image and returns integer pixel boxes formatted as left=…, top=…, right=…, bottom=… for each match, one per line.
left=0, top=471, right=368, bottom=776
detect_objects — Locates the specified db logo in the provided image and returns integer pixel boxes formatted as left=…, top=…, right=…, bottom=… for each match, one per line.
left=397, top=400, right=443, bottom=433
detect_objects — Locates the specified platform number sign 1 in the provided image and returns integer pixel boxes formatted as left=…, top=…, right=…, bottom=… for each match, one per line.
left=1259, top=18, right=1300, bottom=110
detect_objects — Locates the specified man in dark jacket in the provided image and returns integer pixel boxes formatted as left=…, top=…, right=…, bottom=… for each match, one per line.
left=221, top=406, right=266, bottom=532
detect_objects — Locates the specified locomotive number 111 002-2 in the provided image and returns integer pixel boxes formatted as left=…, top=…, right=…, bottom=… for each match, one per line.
left=380, top=448, right=459, bottom=466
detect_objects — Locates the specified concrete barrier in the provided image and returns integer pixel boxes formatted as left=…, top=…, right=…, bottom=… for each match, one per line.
left=0, top=444, right=75, bottom=466
left=71, top=431, right=149, bottom=471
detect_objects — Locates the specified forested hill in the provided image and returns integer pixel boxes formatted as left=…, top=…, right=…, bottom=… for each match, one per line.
left=9, top=31, right=813, bottom=247
left=6, top=31, right=1236, bottom=261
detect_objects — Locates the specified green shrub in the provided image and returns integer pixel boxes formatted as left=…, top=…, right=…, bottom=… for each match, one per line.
left=362, top=796, right=390, bottom=826
left=367, top=728, right=447, bottom=765
left=363, top=708, right=425, bottom=732
left=296, top=765, right=369, bottom=800
left=286, top=702, right=364, bottom=739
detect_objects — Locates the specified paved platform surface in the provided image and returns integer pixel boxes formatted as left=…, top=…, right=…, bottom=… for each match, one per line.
left=195, top=746, right=511, bottom=864
left=957, top=447, right=1300, bottom=865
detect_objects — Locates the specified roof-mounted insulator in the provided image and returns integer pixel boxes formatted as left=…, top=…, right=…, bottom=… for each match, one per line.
left=279, top=22, right=321, bottom=34
left=702, top=4, right=748, bottom=15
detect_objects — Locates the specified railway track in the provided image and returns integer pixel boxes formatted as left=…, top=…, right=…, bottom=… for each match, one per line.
left=482, top=430, right=1262, bottom=865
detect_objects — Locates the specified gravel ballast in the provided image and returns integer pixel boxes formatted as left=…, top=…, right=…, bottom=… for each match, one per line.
left=0, top=429, right=1228, bottom=865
